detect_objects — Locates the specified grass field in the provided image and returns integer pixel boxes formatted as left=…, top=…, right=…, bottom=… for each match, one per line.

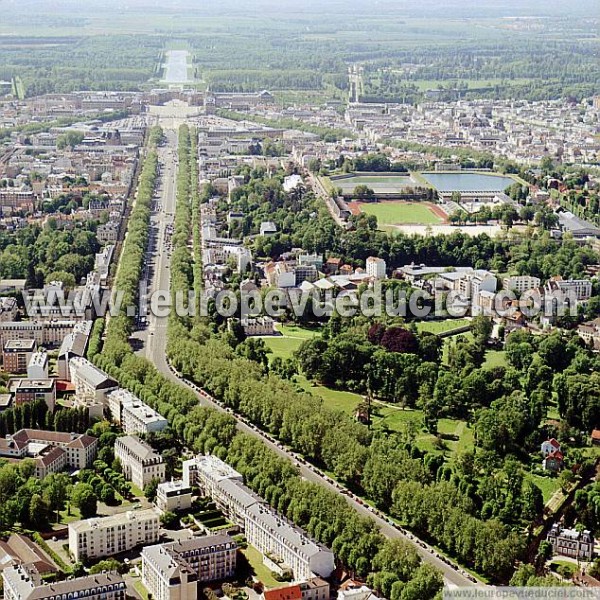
left=241, top=545, right=280, bottom=588
left=262, top=325, right=321, bottom=362
left=416, top=319, right=470, bottom=334
left=526, top=474, right=561, bottom=504
left=332, top=175, right=417, bottom=195
left=358, top=201, right=443, bottom=225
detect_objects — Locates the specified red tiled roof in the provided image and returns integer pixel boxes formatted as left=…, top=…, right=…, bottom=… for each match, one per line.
left=264, top=585, right=302, bottom=600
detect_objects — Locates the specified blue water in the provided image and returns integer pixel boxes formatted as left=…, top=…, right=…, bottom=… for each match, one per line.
left=422, top=173, right=515, bottom=192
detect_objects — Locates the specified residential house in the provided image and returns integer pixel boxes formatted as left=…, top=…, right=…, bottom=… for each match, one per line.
left=547, top=524, right=594, bottom=561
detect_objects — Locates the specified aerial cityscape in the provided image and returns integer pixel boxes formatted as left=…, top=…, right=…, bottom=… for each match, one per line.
left=0, top=0, right=599, bottom=599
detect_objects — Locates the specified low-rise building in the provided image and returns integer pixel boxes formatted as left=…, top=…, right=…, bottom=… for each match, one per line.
left=544, top=276, right=593, bottom=302
left=0, top=429, right=97, bottom=478
left=68, top=508, right=161, bottom=562
left=156, top=480, right=193, bottom=513
left=547, top=524, right=594, bottom=561
left=142, top=535, right=237, bottom=600
left=9, top=379, right=56, bottom=412
left=2, top=565, right=125, bottom=600
left=115, top=435, right=166, bottom=490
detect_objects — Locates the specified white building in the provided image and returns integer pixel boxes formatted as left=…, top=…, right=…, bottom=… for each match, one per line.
left=365, top=257, right=386, bottom=280
left=115, top=435, right=166, bottom=491
left=156, top=480, right=193, bottom=513
left=27, top=352, right=48, bottom=380
left=122, top=399, right=168, bottom=435
left=69, top=357, right=118, bottom=418
left=502, top=275, right=541, bottom=294
left=2, top=565, right=125, bottom=600
left=182, top=455, right=334, bottom=581
left=68, top=508, right=161, bottom=562
left=142, top=535, right=237, bottom=600
left=108, top=387, right=168, bottom=435
left=545, top=277, right=593, bottom=302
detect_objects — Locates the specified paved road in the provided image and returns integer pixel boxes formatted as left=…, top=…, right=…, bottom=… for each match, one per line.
left=163, top=50, right=191, bottom=84
left=142, top=120, right=480, bottom=590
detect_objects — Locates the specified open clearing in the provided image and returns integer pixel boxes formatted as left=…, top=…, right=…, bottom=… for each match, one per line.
left=354, top=201, right=445, bottom=225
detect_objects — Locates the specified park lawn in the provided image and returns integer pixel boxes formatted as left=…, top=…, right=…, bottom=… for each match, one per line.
left=416, top=318, right=470, bottom=334
left=359, top=202, right=442, bottom=226
left=58, top=505, right=81, bottom=525
left=526, top=473, right=561, bottom=504
left=483, top=350, right=508, bottom=368
left=295, top=375, right=362, bottom=415
left=241, top=545, right=280, bottom=589
left=263, top=325, right=321, bottom=362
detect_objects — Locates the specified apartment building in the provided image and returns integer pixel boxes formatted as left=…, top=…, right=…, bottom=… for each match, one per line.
left=57, top=320, right=93, bottom=380
left=69, top=357, right=118, bottom=418
left=547, top=524, right=594, bottom=561
left=2, top=565, right=125, bottom=600
left=0, top=320, right=79, bottom=348
left=107, top=388, right=168, bottom=434
left=182, top=455, right=334, bottom=581
left=365, top=257, right=386, bottom=280
left=0, top=429, right=97, bottom=478
left=9, top=379, right=56, bottom=412
left=27, top=352, right=48, bottom=379
left=502, top=275, right=541, bottom=294
left=245, top=504, right=334, bottom=581
left=115, top=435, right=166, bottom=490
left=156, top=480, right=193, bottom=513
left=142, top=535, right=237, bottom=600
left=0, top=297, right=18, bottom=322
left=545, top=276, right=593, bottom=302
left=68, top=508, right=161, bottom=562
left=122, top=399, right=168, bottom=435
left=3, top=339, right=36, bottom=374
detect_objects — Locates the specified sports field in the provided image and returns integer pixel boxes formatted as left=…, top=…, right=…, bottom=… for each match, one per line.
left=355, top=201, right=445, bottom=226
left=332, top=174, right=417, bottom=195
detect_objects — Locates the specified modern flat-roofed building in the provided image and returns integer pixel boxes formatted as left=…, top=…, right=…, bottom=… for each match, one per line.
left=115, top=435, right=166, bottom=490
left=156, top=480, right=193, bottom=513
left=68, top=508, right=161, bottom=563
left=142, top=535, right=237, bottom=600
left=3, top=339, right=36, bottom=374
left=9, top=379, right=56, bottom=412
left=366, top=257, right=386, bottom=280
left=2, top=565, right=125, bottom=600
left=69, top=357, right=118, bottom=417
left=545, top=276, right=593, bottom=302
left=122, top=399, right=168, bottom=435
left=502, top=275, right=541, bottom=294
